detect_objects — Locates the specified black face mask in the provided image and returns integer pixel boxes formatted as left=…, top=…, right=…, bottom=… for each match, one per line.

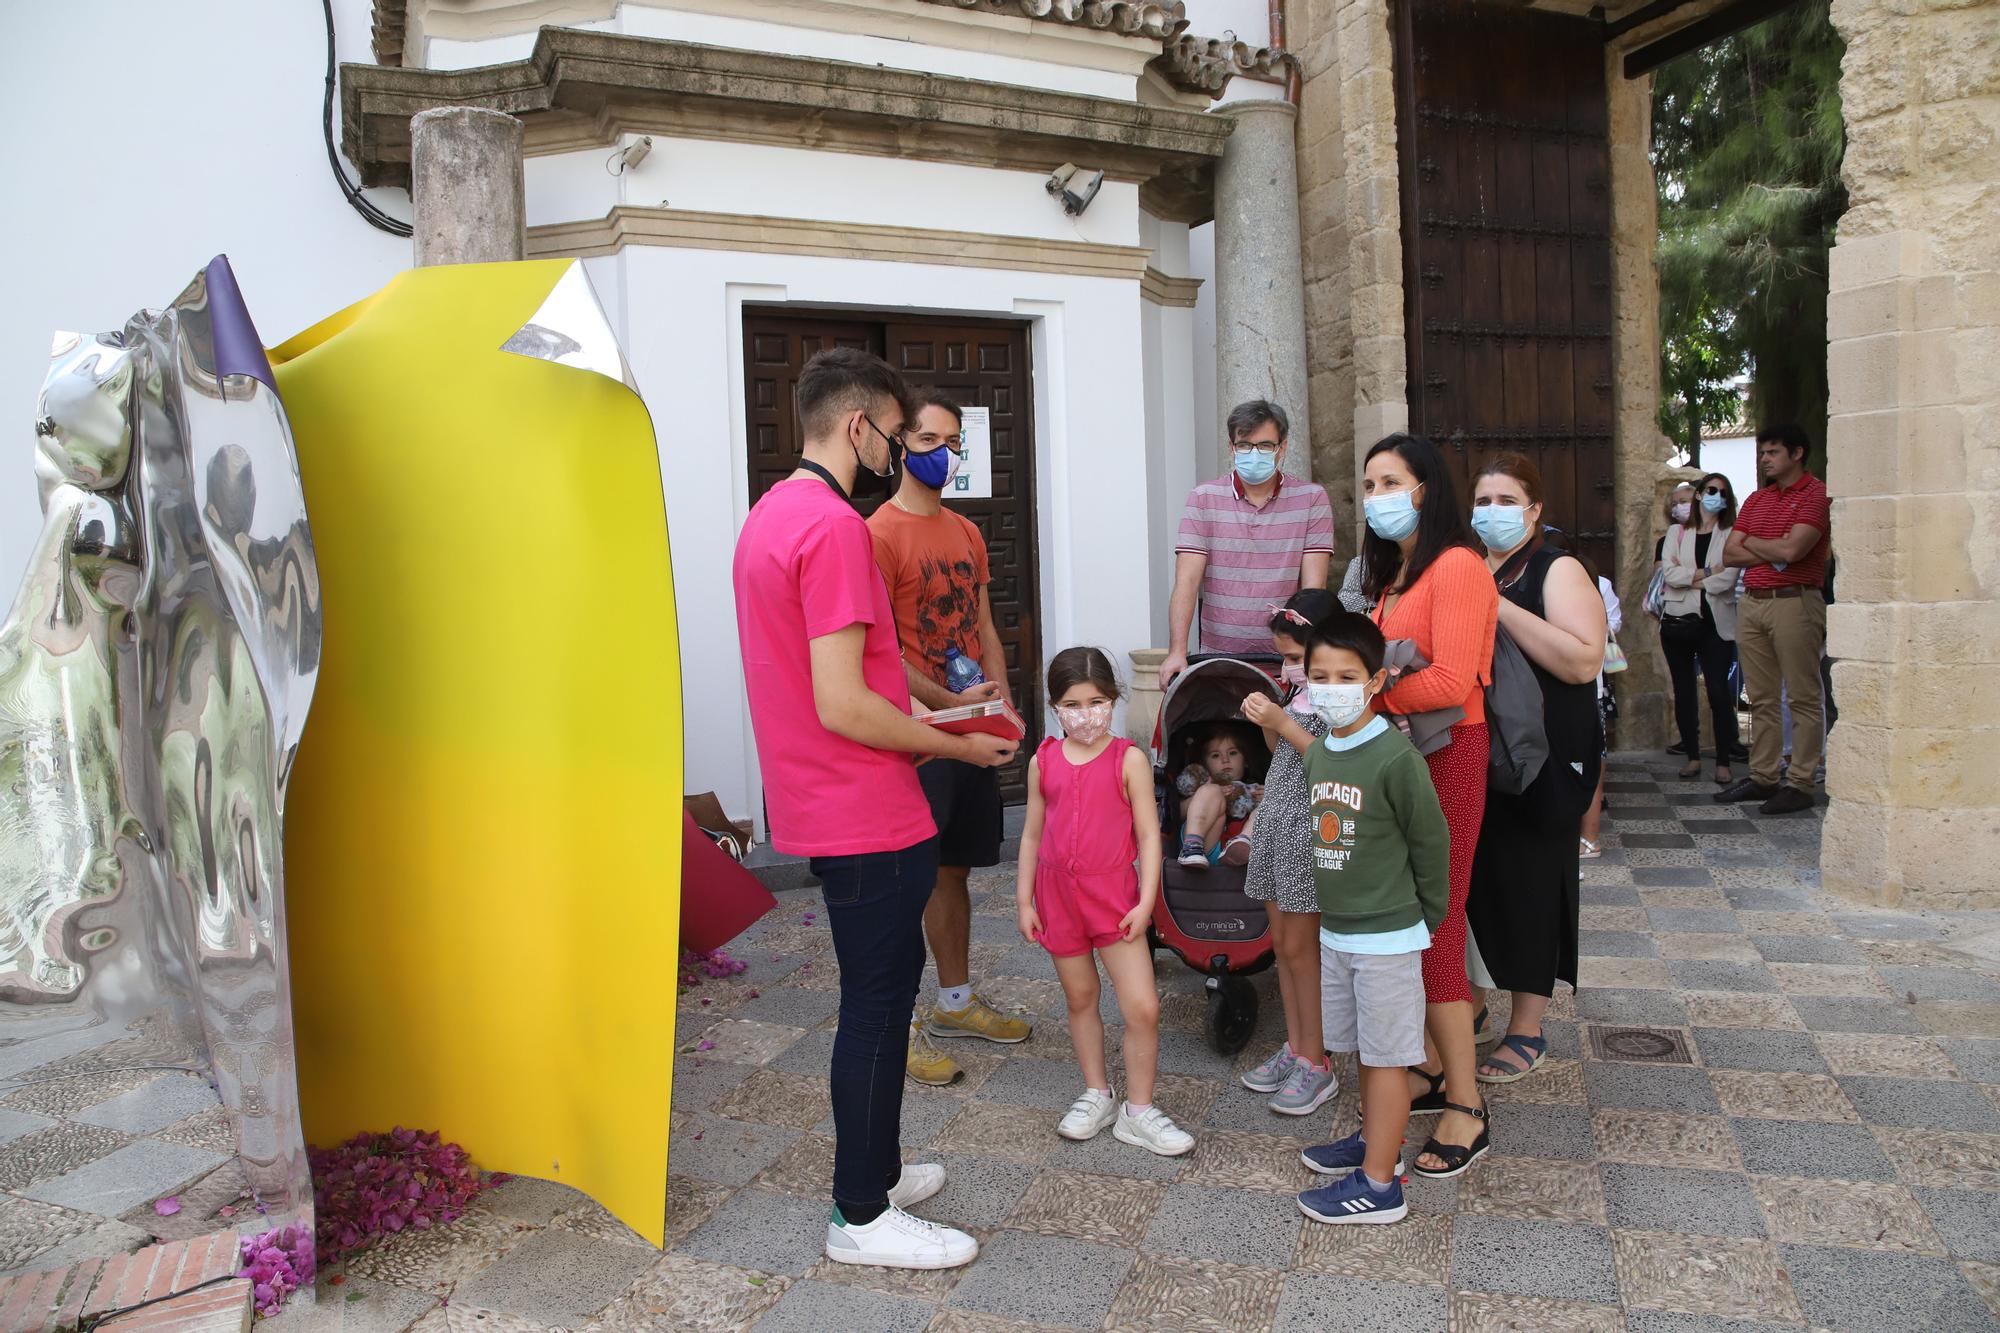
left=858, top=415, right=902, bottom=479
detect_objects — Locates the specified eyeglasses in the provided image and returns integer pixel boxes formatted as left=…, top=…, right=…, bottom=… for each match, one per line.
left=1267, top=605, right=1311, bottom=628
left=1232, top=441, right=1282, bottom=455
left=1702, top=486, right=1727, bottom=497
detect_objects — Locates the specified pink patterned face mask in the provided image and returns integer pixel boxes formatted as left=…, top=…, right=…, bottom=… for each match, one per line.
left=1279, top=662, right=1314, bottom=712
left=1054, top=701, right=1113, bottom=744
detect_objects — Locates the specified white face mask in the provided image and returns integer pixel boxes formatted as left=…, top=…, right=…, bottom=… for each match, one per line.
left=1307, top=682, right=1370, bottom=730
left=1054, top=701, right=1112, bottom=744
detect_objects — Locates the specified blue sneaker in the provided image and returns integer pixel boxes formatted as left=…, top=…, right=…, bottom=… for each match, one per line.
left=1298, top=1168, right=1408, bottom=1225
left=1299, top=1130, right=1403, bottom=1178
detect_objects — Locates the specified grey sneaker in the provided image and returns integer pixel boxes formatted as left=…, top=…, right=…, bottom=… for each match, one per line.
left=1269, top=1059, right=1339, bottom=1117
left=1241, top=1042, right=1298, bottom=1094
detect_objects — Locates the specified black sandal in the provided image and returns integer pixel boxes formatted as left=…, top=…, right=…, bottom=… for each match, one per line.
left=1407, top=1066, right=1447, bottom=1116
left=1411, top=1101, right=1491, bottom=1179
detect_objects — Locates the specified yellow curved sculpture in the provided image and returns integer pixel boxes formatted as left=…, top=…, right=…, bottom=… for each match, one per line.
left=269, top=259, right=680, bottom=1246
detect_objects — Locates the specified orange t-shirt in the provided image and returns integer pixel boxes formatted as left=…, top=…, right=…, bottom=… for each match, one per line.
left=1370, top=544, right=1499, bottom=728
left=866, top=503, right=991, bottom=686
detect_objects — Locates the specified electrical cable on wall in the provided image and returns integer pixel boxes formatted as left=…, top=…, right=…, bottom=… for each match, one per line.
left=322, top=0, right=413, bottom=237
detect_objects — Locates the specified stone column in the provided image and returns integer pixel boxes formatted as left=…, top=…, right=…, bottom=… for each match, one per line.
left=1604, top=55, right=1678, bottom=749
left=1818, top=0, right=2000, bottom=909
left=409, top=107, right=526, bottom=267
left=1214, top=101, right=1312, bottom=459
left=1127, top=649, right=1167, bottom=750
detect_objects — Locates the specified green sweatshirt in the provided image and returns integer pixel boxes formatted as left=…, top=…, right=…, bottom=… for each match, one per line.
left=1300, top=722, right=1450, bottom=936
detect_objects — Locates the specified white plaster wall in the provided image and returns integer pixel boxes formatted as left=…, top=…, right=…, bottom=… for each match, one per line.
left=1191, top=221, right=1224, bottom=474
left=529, top=139, right=1141, bottom=248
left=613, top=247, right=1159, bottom=828
left=0, top=0, right=409, bottom=604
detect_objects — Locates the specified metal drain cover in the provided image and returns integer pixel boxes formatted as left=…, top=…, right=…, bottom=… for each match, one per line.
left=1587, top=1025, right=1694, bottom=1065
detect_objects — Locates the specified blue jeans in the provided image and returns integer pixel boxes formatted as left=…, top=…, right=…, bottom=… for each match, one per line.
left=809, top=836, right=939, bottom=1218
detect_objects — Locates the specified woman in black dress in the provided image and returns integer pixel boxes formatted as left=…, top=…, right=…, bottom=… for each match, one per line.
left=1462, top=453, right=1607, bottom=1083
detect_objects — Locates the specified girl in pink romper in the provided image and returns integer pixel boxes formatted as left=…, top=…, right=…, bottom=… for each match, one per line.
left=1016, top=648, right=1192, bottom=1156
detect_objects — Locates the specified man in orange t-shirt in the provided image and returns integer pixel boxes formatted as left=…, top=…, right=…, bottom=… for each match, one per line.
left=868, top=390, right=1032, bottom=1087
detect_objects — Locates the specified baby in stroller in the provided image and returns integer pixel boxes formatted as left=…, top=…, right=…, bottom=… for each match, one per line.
left=1174, top=724, right=1266, bottom=870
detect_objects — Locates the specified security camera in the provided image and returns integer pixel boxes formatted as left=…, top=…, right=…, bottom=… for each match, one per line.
left=1045, top=162, right=1104, bottom=217
left=612, top=136, right=653, bottom=174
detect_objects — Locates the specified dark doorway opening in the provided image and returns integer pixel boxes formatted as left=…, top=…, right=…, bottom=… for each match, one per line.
left=742, top=309, right=1043, bottom=802
left=1393, top=0, right=1617, bottom=582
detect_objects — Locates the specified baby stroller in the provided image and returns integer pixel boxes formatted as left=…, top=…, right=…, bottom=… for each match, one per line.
left=1150, top=655, right=1283, bottom=1053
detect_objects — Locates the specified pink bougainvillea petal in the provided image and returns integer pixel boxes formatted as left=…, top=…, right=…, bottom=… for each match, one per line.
left=153, top=1197, right=181, bottom=1216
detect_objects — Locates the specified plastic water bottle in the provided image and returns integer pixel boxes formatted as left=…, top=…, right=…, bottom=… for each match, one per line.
left=943, top=647, right=985, bottom=693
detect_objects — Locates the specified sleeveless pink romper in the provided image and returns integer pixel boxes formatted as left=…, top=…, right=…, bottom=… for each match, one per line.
left=1033, top=736, right=1141, bottom=957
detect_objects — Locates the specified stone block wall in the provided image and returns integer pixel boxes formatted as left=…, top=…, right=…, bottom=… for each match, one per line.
left=1293, top=0, right=1408, bottom=560
left=1822, top=0, right=2000, bottom=907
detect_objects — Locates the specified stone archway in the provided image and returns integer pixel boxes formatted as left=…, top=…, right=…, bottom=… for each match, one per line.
left=1290, top=0, right=1998, bottom=908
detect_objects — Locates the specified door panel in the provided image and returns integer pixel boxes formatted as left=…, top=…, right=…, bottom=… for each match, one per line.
left=1396, top=0, right=1617, bottom=580
left=883, top=320, right=1041, bottom=803
left=743, top=311, right=1042, bottom=804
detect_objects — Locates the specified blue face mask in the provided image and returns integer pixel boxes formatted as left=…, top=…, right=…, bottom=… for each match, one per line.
left=1470, top=504, right=1530, bottom=553
left=1233, top=447, right=1278, bottom=486
left=1364, top=485, right=1423, bottom=541
left=904, top=443, right=959, bottom=491
left=1701, top=491, right=1726, bottom=515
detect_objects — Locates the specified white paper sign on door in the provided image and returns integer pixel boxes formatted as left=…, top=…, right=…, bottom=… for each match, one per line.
left=953, top=406, right=993, bottom=500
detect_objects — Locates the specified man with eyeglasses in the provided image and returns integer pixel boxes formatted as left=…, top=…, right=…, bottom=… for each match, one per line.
left=868, top=390, right=1032, bottom=1089
left=1160, top=400, right=1335, bottom=688
left=734, top=350, right=1012, bottom=1271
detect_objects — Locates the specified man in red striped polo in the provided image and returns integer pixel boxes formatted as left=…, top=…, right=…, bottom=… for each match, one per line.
left=1160, top=400, right=1335, bottom=687
left=1718, top=422, right=1831, bottom=816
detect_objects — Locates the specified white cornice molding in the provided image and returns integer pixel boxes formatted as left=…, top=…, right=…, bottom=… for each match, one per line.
left=527, top=205, right=1157, bottom=284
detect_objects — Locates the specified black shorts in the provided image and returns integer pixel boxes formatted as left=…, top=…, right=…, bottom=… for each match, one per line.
left=918, top=758, right=1004, bottom=869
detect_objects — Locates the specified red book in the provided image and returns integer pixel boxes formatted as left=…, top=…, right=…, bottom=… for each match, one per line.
left=914, top=699, right=1027, bottom=741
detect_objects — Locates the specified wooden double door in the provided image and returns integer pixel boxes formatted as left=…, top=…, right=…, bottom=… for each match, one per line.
left=1394, top=0, right=1618, bottom=580
left=744, top=310, right=1041, bottom=802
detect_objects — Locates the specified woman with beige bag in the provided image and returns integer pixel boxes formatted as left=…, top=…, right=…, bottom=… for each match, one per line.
left=1657, top=473, right=1742, bottom=783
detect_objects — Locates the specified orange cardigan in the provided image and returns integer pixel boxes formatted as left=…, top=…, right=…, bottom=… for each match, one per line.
left=1370, top=545, right=1499, bottom=727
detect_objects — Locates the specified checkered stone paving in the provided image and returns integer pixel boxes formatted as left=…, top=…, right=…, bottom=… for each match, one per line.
left=0, top=1012, right=237, bottom=1286
left=259, top=752, right=2000, bottom=1330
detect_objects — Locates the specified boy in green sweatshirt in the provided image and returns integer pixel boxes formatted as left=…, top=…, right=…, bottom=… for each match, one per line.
left=1245, top=611, right=1447, bottom=1224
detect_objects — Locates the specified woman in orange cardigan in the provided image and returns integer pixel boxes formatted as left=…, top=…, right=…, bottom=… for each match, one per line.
left=1359, top=433, right=1500, bottom=1178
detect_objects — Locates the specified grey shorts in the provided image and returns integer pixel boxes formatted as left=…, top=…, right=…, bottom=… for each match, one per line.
left=1319, top=945, right=1428, bottom=1069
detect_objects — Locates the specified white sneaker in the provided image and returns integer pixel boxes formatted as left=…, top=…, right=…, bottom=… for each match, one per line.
left=825, top=1204, right=978, bottom=1270
left=1113, top=1104, right=1195, bottom=1157
left=887, top=1162, right=946, bottom=1210
left=1057, top=1087, right=1118, bottom=1141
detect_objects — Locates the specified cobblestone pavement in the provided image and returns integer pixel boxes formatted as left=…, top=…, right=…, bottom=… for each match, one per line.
left=266, top=751, right=2000, bottom=1332
left=0, top=1008, right=240, bottom=1283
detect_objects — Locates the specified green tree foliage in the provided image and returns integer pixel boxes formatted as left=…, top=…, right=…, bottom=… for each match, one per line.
left=1652, top=0, right=1847, bottom=470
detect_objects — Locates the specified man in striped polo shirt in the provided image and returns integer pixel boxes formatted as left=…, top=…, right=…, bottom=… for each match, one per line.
left=1718, top=421, right=1831, bottom=817
left=1160, top=400, right=1335, bottom=687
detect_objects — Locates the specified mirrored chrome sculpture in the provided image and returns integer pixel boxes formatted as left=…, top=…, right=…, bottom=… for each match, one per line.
left=0, top=256, right=318, bottom=1264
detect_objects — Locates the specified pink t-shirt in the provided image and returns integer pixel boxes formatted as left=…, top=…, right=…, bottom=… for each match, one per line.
left=733, top=477, right=935, bottom=856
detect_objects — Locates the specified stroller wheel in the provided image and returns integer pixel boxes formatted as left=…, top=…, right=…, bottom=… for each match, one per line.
left=1204, top=974, right=1258, bottom=1055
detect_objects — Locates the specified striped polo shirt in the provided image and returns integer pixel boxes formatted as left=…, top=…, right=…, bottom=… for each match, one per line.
left=1175, top=471, right=1336, bottom=653
left=1734, top=472, right=1831, bottom=590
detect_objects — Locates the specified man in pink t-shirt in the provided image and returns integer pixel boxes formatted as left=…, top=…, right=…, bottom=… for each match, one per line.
left=733, top=348, right=1014, bottom=1273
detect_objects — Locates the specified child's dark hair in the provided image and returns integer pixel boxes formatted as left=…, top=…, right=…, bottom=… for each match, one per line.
left=1267, top=587, right=1340, bottom=641
left=1306, top=611, right=1387, bottom=677
left=1046, top=646, right=1122, bottom=702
